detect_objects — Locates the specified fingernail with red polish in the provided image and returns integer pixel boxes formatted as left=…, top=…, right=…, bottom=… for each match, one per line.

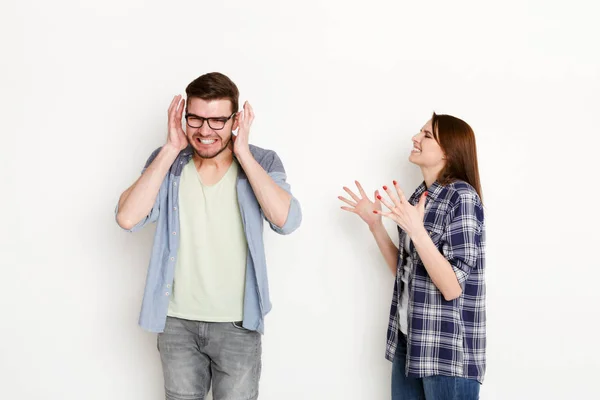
left=383, top=186, right=388, bottom=190
left=393, top=180, right=397, bottom=185
left=377, top=195, right=382, bottom=200
left=373, top=210, right=378, bottom=214
left=424, top=191, right=428, bottom=197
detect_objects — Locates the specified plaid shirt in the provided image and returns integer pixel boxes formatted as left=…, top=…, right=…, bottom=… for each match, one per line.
left=386, top=180, right=486, bottom=383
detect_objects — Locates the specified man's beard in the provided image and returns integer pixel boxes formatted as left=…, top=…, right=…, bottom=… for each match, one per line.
left=192, top=134, right=233, bottom=159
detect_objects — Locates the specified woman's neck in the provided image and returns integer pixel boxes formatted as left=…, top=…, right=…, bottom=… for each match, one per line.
left=421, top=165, right=444, bottom=188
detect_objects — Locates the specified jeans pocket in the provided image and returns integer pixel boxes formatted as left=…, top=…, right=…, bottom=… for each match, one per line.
left=231, top=321, right=248, bottom=331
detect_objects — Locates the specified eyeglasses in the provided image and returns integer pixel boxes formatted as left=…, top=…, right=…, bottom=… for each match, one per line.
left=184, top=112, right=236, bottom=130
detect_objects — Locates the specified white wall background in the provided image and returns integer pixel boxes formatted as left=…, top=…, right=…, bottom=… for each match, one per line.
left=1, top=0, right=599, bottom=399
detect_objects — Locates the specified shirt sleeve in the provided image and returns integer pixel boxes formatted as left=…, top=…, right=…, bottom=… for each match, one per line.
left=440, top=192, right=484, bottom=286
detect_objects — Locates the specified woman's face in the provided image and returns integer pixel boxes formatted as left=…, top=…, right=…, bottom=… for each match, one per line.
left=409, top=119, right=446, bottom=169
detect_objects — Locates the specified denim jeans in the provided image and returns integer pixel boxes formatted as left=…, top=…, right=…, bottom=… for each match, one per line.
left=391, top=334, right=480, bottom=400
left=157, top=316, right=262, bottom=400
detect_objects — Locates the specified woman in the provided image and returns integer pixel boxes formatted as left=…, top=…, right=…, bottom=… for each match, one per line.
left=339, top=113, right=486, bottom=400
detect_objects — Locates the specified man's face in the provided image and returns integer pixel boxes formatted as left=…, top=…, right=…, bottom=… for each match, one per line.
left=185, top=97, right=238, bottom=159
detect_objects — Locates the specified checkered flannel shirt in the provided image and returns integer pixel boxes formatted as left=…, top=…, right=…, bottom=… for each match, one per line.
left=386, top=180, right=486, bottom=383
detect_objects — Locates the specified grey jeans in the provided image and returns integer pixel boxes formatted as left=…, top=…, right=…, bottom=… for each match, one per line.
left=158, top=316, right=262, bottom=400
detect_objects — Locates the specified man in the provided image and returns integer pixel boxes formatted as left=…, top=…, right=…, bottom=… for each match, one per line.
left=115, top=72, right=302, bottom=400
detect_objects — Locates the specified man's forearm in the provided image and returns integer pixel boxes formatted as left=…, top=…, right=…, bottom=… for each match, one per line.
left=236, top=151, right=291, bottom=228
left=117, top=145, right=179, bottom=229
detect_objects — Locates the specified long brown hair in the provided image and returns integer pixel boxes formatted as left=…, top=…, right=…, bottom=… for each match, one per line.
left=432, top=113, right=483, bottom=200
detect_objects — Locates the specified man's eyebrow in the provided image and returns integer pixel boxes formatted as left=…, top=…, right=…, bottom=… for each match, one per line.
left=185, top=112, right=228, bottom=119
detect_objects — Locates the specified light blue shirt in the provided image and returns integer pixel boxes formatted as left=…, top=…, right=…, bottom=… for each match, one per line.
left=115, top=145, right=302, bottom=334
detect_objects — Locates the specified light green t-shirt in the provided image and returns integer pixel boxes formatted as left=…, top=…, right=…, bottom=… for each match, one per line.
left=167, top=158, right=247, bottom=322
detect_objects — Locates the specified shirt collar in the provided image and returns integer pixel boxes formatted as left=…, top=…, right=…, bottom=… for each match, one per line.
left=410, top=180, right=445, bottom=204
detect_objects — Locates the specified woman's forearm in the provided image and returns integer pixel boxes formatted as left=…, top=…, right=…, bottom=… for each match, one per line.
left=411, top=229, right=462, bottom=301
left=369, top=222, right=398, bottom=275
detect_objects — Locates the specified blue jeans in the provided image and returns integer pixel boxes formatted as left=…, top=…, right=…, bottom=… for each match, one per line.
left=157, top=317, right=262, bottom=400
left=392, top=334, right=480, bottom=400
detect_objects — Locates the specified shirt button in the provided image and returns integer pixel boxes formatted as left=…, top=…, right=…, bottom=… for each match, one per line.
left=173, top=207, right=177, bottom=211
left=166, top=284, right=171, bottom=288
left=173, top=182, right=177, bottom=186
left=165, top=292, right=170, bottom=296
left=170, top=257, right=175, bottom=261
left=172, top=231, right=176, bottom=235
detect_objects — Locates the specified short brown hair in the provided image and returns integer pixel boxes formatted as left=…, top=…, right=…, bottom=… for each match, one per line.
left=185, top=72, right=239, bottom=114
left=432, top=113, right=483, bottom=200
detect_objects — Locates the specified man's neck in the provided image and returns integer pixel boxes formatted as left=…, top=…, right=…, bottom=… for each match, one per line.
left=193, top=148, right=234, bottom=171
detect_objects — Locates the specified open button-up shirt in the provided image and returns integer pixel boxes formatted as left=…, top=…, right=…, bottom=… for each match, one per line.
left=386, top=180, right=486, bottom=383
left=115, top=144, right=302, bottom=334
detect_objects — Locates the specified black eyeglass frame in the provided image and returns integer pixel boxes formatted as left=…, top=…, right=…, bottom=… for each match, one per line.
left=184, top=112, right=237, bottom=130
